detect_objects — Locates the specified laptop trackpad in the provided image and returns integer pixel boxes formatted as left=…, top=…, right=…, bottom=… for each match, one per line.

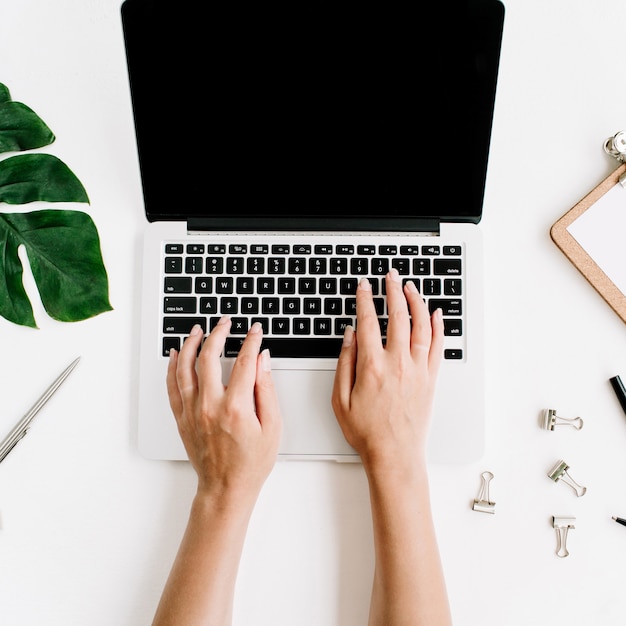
left=273, top=369, right=358, bottom=460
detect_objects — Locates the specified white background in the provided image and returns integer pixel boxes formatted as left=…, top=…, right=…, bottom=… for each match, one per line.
left=2, top=1, right=626, bottom=624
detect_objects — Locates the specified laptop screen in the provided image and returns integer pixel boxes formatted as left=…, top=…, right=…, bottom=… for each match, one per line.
left=121, top=1, right=504, bottom=226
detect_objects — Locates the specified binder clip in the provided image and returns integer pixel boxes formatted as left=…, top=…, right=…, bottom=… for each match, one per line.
left=552, top=516, right=576, bottom=558
left=542, top=409, right=583, bottom=431
left=472, top=471, right=495, bottom=514
left=603, top=130, right=626, bottom=163
left=547, top=460, right=587, bottom=497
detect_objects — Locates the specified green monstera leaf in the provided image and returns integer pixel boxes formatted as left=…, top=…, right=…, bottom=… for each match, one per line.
left=0, top=82, right=112, bottom=327
left=0, top=210, right=112, bottom=327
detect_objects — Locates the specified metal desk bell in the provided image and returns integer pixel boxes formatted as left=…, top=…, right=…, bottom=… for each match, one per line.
left=542, top=409, right=583, bottom=431
left=547, top=460, right=587, bottom=497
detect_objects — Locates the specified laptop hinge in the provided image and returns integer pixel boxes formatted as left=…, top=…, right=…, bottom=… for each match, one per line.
left=187, top=217, right=441, bottom=234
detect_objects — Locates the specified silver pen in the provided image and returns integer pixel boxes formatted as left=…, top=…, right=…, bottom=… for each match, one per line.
left=0, top=357, right=80, bottom=464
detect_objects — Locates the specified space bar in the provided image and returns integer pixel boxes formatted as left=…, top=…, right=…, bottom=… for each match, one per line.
left=224, top=337, right=343, bottom=358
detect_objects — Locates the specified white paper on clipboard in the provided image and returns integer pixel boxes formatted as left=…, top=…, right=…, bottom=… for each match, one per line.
left=566, top=182, right=626, bottom=298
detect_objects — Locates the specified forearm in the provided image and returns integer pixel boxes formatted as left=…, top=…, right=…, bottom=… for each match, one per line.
left=365, top=462, right=452, bottom=626
left=152, top=490, right=255, bottom=626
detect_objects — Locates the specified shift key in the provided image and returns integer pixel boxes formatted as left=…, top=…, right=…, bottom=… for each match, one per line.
left=163, top=317, right=206, bottom=334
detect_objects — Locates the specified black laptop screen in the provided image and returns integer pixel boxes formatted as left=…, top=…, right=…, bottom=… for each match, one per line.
left=121, top=1, right=504, bottom=227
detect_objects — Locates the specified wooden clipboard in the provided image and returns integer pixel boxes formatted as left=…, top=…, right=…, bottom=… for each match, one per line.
left=550, top=162, right=626, bottom=324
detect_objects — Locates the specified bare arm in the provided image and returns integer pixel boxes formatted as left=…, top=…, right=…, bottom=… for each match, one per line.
left=332, top=269, right=452, bottom=626
left=153, top=319, right=282, bottom=626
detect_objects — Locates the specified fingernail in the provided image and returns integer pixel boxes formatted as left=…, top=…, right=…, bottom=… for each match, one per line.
left=217, top=316, right=230, bottom=326
left=405, top=280, right=418, bottom=293
left=190, top=324, right=203, bottom=336
left=388, top=268, right=401, bottom=282
left=249, top=321, right=262, bottom=334
left=434, top=307, right=443, bottom=322
left=359, top=277, right=371, bottom=291
left=261, top=348, right=272, bottom=372
left=343, top=325, right=355, bottom=347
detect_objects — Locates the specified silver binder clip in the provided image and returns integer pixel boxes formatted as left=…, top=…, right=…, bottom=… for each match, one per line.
left=552, top=516, right=576, bottom=558
left=542, top=408, right=583, bottom=431
left=604, top=131, right=626, bottom=163
left=472, top=471, right=495, bottom=514
left=547, top=460, right=587, bottom=497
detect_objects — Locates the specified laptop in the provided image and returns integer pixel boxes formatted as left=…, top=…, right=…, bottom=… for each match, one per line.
left=121, top=0, right=504, bottom=463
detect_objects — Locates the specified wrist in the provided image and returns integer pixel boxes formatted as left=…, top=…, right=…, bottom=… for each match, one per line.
left=194, top=482, right=260, bottom=519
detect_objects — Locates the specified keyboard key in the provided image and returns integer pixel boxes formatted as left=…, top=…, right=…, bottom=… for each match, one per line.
left=444, top=278, right=462, bottom=295
left=434, top=259, right=462, bottom=275
left=162, top=336, right=180, bottom=356
left=351, top=258, right=368, bottom=274
left=443, top=319, right=462, bottom=336
left=194, top=277, right=212, bottom=293
left=428, top=299, right=462, bottom=315
left=330, top=258, right=348, bottom=274
left=163, top=297, right=197, bottom=314
left=413, top=259, right=430, bottom=274
left=224, top=337, right=343, bottom=358
left=187, top=244, right=204, bottom=254
left=206, top=257, right=224, bottom=273
left=165, top=277, right=192, bottom=293
left=314, top=245, right=333, bottom=254
left=319, top=278, right=337, bottom=294
left=215, top=277, right=234, bottom=293
left=293, top=318, right=311, bottom=334
left=314, top=318, right=332, bottom=335
left=422, top=279, right=441, bottom=296
left=226, top=257, right=244, bottom=274
left=278, top=278, right=296, bottom=294
left=163, top=317, right=206, bottom=334
left=272, top=318, right=290, bottom=334
left=220, top=297, right=238, bottom=314
left=298, top=277, right=316, bottom=294
left=247, top=257, right=265, bottom=274
left=241, top=297, right=259, bottom=314
left=199, top=297, right=217, bottom=314
left=444, top=348, right=463, bottom=359
left=164, top=257, right=182, bottom=273
left=230, top=317, right=249, bottom=334
left=236, top=277, right=254, bottom=293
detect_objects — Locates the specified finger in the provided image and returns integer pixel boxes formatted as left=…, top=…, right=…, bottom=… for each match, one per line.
left=196, top=316, right=232, bottom=398
left=404, top=280, right=432, bottom=357
left=331, top=325, right=357, bottom=415
left=383, top=268, right=411, bottom=352
left=226, top=321, right=264, bottom=398
left=166, top=349, right=183, bottom=417
left=428, top=308, right=445, bottom=376
left=175, top=323, right=204, bottom=404
left=254, top=349, right=282, bottom=439
left=354, top=278, right=382, bottom=355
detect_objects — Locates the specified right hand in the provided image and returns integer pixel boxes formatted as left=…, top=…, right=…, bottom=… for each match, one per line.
left=331, top=269, right=444, bottom=474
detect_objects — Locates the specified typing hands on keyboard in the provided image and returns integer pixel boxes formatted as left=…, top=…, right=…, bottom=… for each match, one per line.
left=161, top=241, right=463, bottom=359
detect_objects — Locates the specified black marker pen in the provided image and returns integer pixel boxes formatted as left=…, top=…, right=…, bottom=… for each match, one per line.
left=609, top=375, right=626, bottom=417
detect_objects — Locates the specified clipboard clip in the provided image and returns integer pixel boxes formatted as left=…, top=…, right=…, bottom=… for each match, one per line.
left=604, top=132, right=626, bottom=188
left=604, top=131, right=626, bottom=163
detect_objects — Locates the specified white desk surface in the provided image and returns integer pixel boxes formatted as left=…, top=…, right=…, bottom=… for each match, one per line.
left=2, top=2, right=626, bottom=624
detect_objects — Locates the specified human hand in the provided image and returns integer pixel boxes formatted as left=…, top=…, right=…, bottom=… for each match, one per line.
left=166, top=318, right=282, bottom=503
left=331, top=269, right=444, bottom=475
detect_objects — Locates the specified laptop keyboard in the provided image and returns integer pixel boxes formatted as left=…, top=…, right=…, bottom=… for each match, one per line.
left=161, top=240, right=464, bottom=360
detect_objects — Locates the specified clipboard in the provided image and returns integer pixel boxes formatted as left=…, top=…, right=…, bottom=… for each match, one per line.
left=551, top=159, right=626, bottom=324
